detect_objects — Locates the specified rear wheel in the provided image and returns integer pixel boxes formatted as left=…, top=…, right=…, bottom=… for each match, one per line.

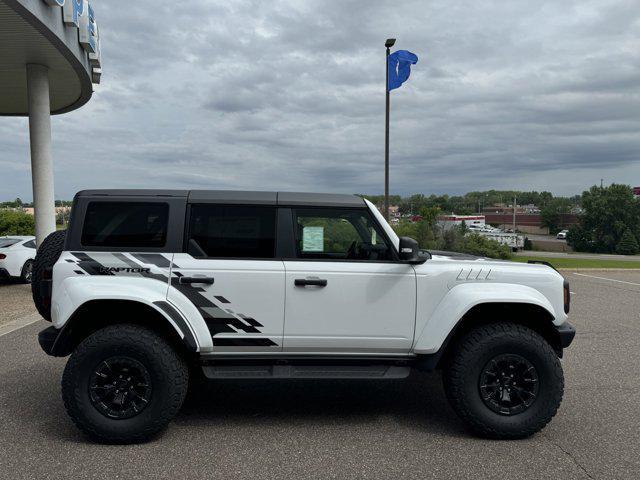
left=20, top=260, right=34, bottom=284
left=62, top=324, right=189, bottom=444
left=443, top=322, right=564, bottom=439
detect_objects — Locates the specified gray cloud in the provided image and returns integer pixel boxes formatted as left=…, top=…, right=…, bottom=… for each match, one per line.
left=1, top=0, right=639, bottom=201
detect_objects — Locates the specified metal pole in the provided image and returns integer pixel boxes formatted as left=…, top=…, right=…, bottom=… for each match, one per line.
left=384, top=46, right=391, bottom=221
left=26, top=64, right=56, bottom=246
left=512, top=196, right=517, bottom=233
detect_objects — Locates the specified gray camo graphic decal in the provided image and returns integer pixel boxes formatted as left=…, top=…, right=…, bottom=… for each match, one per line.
left=68, top=252, right=278, bottom=347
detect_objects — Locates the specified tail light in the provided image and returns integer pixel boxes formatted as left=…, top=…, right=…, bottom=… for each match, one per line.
left=0, top=254, right=6, bottom=260
left=563, top=281, right=571, bottom=314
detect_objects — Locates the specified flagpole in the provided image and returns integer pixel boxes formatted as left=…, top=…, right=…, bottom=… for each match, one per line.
left=384, top=38, right=395, bottom=221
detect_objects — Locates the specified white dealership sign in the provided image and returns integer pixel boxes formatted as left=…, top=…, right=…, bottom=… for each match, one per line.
left=42, top=0, right=101, bottom=84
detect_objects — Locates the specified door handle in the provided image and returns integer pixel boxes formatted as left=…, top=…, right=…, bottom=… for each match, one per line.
left=179, top=276, right=215, bottom=285
left=294, top=278, right=328, bottom=287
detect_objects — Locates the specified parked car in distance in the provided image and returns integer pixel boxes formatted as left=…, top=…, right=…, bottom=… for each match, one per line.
left=0, top=236, right=37, bottom=283
left=556, top=230, right=569, bottom=240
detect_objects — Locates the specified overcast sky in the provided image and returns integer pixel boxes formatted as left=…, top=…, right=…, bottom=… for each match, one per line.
left=1, top=0, right=639, bottom=201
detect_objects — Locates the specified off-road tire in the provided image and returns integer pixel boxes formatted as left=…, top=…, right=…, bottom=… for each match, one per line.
left=31, top=230, right=66, bottom=320
left=20, top=259, right=34, bottom=284
left=443, top=322, right=564, bottom=439
left=62, top=324, right=189, bottom=444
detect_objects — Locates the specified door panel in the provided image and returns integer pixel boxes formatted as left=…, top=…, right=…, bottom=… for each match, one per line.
left=283, top=261, right=416, bottom=354
left=169, top=256, right=285, bottom=353
left=171, top=204, right=284, bottom=354
left=283, top=206, right=416, bottom=354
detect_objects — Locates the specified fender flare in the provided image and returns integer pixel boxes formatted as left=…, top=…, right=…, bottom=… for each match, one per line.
left=413, top=282, right=557, bottom=354
left=50, top=276, right=206, bottom=355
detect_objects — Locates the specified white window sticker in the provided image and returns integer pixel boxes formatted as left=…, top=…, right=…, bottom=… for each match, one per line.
left=302, top=226, right=324, bottom=252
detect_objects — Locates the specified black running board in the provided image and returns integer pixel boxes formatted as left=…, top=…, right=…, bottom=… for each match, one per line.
left=202, top=364, right=411, bottom=380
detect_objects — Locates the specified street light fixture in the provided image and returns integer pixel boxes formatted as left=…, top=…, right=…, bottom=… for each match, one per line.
left=383, top=38, right=396, bottom=220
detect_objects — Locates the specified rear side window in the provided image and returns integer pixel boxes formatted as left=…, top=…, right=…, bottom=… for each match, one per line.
left=0, top=238, right=20, bottom=248
left=187, top=205, right=276, bottom=259
left=81, top=202, right=169, bottom=248
left=23, top=240, right=36, bottom=249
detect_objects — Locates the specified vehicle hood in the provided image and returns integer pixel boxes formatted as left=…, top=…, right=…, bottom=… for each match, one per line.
left=417, top=250, right=564, bottom=285
left=427, top=250, right=488, bottom=262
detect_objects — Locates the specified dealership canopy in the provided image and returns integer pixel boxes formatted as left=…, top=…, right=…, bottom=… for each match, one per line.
left=0, top=0, right=101, bottom=244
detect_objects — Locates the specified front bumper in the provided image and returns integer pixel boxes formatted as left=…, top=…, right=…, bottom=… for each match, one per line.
left=556, top=322, right=576, bottom=349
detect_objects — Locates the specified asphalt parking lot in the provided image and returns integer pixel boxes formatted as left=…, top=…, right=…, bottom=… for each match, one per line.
left=1, top=272, right=639, bottom=479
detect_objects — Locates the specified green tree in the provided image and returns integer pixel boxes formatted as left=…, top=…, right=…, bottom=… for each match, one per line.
left=540, top=198, right=572, bottom=233
left=0, top=210, right=35, bottom=236
left=616, top=229, right=639, bottom=255
left=568, top=184, right=640, bottom=253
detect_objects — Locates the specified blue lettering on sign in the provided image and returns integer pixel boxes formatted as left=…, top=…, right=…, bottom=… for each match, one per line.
left=42, top=0, right=101, bottom=84
left=80, top=2, right=97, bottom=53
left=63, top=0, right=84, bottom=28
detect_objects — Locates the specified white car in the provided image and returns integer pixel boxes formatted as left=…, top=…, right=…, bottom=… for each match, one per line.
left=0, top=236, right=36, bottom=283
left=34, top=190, right=574, bottom=443
left=556, top=230, right=569, bottom=240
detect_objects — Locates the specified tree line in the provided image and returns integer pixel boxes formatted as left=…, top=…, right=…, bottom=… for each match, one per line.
left=362, top=184, right=640, bottom=257
left=361, top=190, right=580, bottom=217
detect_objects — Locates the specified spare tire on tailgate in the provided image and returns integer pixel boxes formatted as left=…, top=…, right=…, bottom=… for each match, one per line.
left=32, top=230, right=67, bottom=321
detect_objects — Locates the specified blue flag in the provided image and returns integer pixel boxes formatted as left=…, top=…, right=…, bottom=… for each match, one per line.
left=388, top=50, right=418, bottom=91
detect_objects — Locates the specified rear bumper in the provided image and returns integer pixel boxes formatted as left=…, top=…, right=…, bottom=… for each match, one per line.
left=556, top=322, right=576, bottom=349
left=0, top=268, right=10, bottom=279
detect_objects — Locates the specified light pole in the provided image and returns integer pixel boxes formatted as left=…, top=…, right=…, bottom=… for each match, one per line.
left=384, top=38, right=396, bottom=221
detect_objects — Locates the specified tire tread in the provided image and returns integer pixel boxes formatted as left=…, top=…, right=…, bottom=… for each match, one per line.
left=61, top=324, right=188, bottom=444
left=31, top=230, right=66, bottom=320
left=443, top=322, right=564, bottom=439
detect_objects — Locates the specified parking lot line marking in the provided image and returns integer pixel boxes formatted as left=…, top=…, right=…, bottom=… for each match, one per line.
left=573, top=272, right=640, bottom=286
left=0, top=316, right=41, bottom=338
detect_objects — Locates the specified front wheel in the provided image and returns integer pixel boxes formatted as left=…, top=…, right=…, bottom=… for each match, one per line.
left=62, top=324, right=189, bottom=444
left=443, top=322, right=564, bottom=439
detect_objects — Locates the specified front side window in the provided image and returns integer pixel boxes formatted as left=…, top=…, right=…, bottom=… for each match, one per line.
left=23, top=240, right=36, bottom=249
left=293, top=208, right=392, bottom=261
left=188, top=205, right=276, bottom=259
left=81, top=202, right=169, bottom=248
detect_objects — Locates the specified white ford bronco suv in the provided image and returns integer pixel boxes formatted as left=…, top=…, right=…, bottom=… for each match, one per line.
left=34, top=190, right=574, bottom=443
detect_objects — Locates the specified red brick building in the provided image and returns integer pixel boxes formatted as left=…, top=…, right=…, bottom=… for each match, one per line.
left=484, top=213, right=578, bottom=234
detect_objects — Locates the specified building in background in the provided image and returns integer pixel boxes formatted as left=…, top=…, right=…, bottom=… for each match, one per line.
left=0, top=0, right=101, bottom=244
left=484, top=213, right=578, bottom=235
left=437, top=215, right=486, bottom=231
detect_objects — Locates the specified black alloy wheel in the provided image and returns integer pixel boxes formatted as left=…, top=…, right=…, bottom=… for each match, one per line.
left=479, top=353, right=539, bottom=416
left=89, top=356, right=153, bottom=419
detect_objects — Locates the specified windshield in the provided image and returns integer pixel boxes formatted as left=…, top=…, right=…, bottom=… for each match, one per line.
left=0, top=238, right=20, bottom=248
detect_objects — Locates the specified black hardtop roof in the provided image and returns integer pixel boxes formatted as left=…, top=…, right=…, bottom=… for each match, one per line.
left=75, top=190, right=366, bottom=208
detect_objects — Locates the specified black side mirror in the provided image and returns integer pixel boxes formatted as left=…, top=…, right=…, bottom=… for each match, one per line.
left=398, top=236, right=424, bottom=263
